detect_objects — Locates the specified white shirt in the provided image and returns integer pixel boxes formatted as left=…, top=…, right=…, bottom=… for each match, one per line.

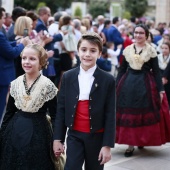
left=78, top=65, right=96, bottom=100
left=107, top=48, right=120, bottom=66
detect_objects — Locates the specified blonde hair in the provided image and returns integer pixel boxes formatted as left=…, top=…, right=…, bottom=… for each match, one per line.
left=81, top=18, right=91, bottom=31
left=21, top=44, right=48, bottom=69
left=14, top=16, right=32, bottom=36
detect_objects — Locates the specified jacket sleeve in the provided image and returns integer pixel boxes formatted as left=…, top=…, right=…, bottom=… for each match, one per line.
left=163, top=61, right=170, bottom=79
left=53, top=74, right=67, bottom=142
left=102, top=77, right=116, bottom=147
left=47, top=95, right=57, bottom=129
left=116, top=56, right=128, bottom=85
left=0, top=32, right=24, bottom=59
left=150, top=57, right=164, bottom=92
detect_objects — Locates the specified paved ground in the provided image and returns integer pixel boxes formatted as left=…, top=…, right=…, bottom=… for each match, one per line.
left=105, top=143, right=170, bottom=170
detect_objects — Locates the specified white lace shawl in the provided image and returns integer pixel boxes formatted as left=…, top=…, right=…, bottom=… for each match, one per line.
left=123, top=43, right=157, bottom=70
left=10, top=75, right=58, bottom=113
left=157, top=53, right=170, bottom=70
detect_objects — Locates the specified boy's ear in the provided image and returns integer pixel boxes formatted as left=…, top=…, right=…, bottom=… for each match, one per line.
left=98, top=52, right=102, bottom=58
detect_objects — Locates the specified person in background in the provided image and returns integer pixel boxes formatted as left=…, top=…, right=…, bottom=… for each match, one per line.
left=0, top=44, right=58, bottom=169
left=0, top=7, right=30, bottom=122
left=7, top=6, right=26, bottom=41
left=158, top=42, right=170, bottom=107
left=2, top=12, right=12, bottom=34
left=97, top=46, right=112, bottom=72
left=102, top=19, right=111, bottom=43
left=97, top=15, right=105, bottom=34
left=116, top=24, right=170, bottom=157
left=107, top=16, right=124, bottom=50
left=106, top=42, right=122, bottom=77
left=53, top=32, right=116, bottom=170
left=35, top=6, right=63, bottom=83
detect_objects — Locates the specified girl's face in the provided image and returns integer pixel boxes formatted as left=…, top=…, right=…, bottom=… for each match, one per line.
left=78, top=40, right=101, bottom=71
left=21, top=48, right=40, bottom=75
left=161, top=44, right=170, bottom=56
left=134, top=27, right=147, bottom=44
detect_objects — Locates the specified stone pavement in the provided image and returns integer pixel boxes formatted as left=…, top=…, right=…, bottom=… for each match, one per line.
left=105, top=143, right=170, bottom=170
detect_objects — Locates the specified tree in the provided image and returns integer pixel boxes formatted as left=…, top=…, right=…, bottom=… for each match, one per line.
left=125, top=0, right=148, bottom=18
left=14, top=0, right=73, bottom=13
left=74, top=6, right=82, bottom=19
left=88, top=1, right=109, bottom=19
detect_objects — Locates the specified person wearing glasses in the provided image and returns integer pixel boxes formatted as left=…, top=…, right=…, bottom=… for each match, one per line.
left=116, top=24, right=170, bottom=157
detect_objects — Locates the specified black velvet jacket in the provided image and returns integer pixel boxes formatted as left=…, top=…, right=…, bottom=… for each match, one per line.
left=53, top=66, right=116, bottom=147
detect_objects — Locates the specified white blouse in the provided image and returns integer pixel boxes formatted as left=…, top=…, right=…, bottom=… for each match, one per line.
left=78, top=65, right=96, bottom=100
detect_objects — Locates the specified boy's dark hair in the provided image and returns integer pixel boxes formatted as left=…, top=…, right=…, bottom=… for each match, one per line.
left=77, top=32, right=103, bottom=52
left=0, top=7, right=5, bottom=19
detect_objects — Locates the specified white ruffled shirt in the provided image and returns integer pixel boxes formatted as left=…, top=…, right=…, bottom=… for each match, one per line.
left=78, top=65, right=96, bottom=100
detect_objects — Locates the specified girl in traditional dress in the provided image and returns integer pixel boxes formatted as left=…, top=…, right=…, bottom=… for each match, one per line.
left=0, top=44, right=58, bottom=169
left=116, top=24, right=170, bottom=157
left=159, top=42, right=170, bottom=107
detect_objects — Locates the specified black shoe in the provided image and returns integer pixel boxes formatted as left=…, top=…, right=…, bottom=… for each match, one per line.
left=138, top=146, right=144, bottom=149
left=124, top=148, right=135, bottom=157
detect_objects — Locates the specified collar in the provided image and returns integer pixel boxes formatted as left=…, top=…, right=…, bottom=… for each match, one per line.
left=80, top=65, right=97, bottom=75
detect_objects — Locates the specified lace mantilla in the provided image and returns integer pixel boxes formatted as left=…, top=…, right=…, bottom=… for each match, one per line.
left=10, top=75, right=58, bottom=112
left=123, top=43, right=157, bottom=70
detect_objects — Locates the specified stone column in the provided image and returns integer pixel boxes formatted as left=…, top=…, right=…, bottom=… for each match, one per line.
left=156, top=0, right=170, bottom=25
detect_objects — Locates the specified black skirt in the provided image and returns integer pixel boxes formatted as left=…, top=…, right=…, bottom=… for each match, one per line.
left=116, top=69, right=161, bottom=127
left=0, top=111, right=55, bottom=170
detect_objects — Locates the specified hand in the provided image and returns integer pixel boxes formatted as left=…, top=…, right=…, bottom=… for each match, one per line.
left=20, top=36, right=32, bottom=46
left=162, top=77, right=168, bottom=85
left=47, top=50, right=54, bottom=58
left=53, top=140, right=64, bottom=158
left=160, top=92, right=164, bottom=103
left=98, top=146, right=111, bottom=165
left=117, top=44, right=123, bottom=49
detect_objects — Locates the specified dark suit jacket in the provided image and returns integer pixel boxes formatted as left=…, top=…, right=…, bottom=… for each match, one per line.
left=35, top=18, right=63, bottom=51
left=0, top=31, right=24, bottom=86
left=54, top=67, right=116, bottom=147
left=107, top=25, right=124, bottom=48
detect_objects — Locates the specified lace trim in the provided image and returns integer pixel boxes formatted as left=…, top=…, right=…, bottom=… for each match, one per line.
left=10, top=75, right=58, bottom=113
left=123, top=43, right=157, bottom=70
left=158, top=54, right=170, bottom=70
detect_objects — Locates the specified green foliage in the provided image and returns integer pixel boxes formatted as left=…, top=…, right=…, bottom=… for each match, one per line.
left=125, top=0, right=148, bottom=17
left=36, top=2, right=46, bottom=11
left=89, top=1, right=109, bottom=19
left=74, top=6, right=82, bottom=19
left=122, top=11, right=131, bottom=20
left=14, top=0, right=72, bottom=13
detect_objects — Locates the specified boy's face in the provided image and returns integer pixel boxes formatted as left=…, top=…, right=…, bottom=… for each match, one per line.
left=78, top=40, right=101, bottom=71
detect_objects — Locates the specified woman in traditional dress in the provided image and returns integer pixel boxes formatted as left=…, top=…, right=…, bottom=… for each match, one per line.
left=116, top=24, right=170, bottom=157
left=0, top=44, right=58, bottom=169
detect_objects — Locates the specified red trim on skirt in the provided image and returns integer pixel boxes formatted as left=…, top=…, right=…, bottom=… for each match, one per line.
left=116, top=93, right=170, bottom=146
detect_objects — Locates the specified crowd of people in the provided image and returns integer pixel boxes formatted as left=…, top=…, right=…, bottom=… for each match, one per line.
left=0, top=4, right=170, bottom=170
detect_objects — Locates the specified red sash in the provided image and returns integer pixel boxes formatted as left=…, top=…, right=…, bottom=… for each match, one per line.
left=73, top=100, right=104, bottom=133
